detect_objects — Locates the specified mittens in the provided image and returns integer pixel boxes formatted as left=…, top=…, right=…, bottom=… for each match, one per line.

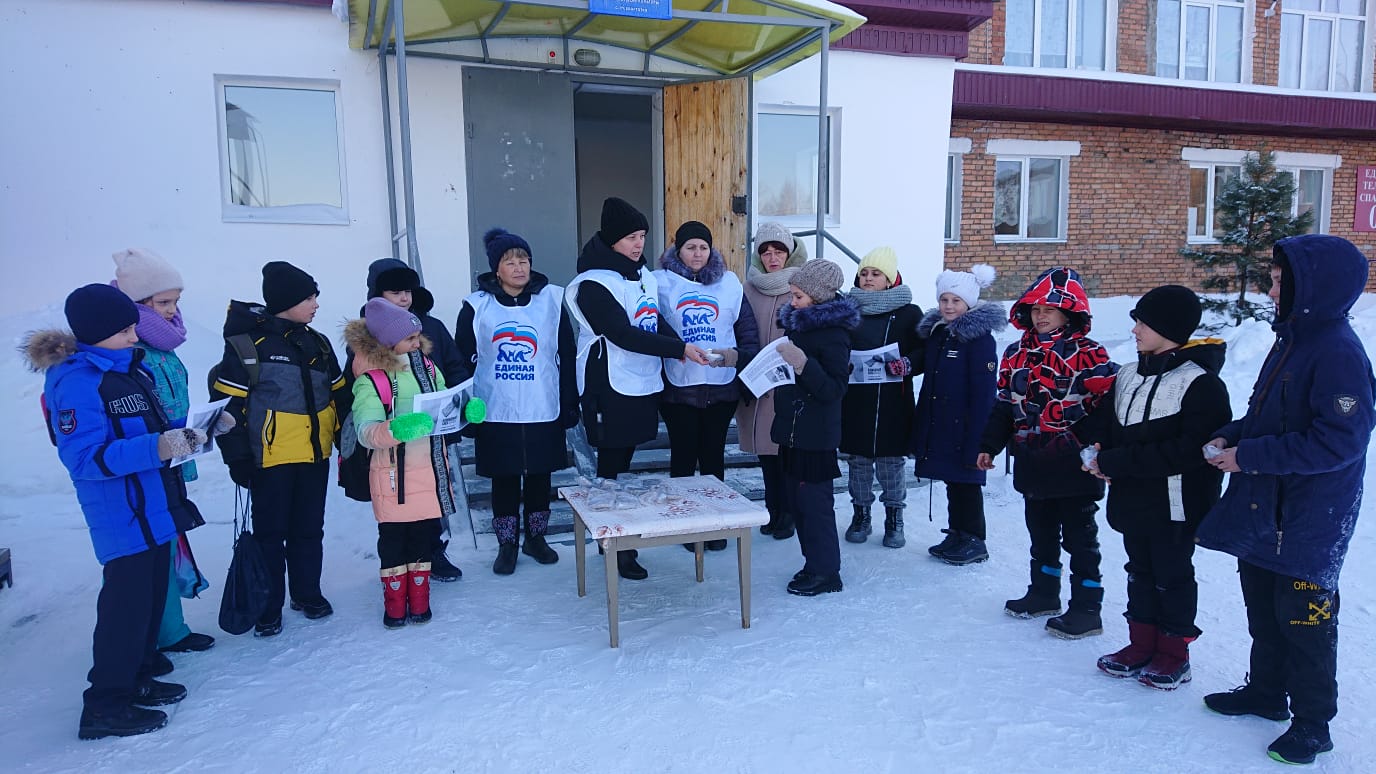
left=212, top=411, right=237, bottom=436
left=887, top=357, right=912, bottom=377
left=389, top=412, right=435, bottom=443
left=464, top=397, right=487, bottom=425
left=157, top=428, right=208, bottom=461
left=711, top=348, right=739, bottom=368
left=776, top=341, right=808, bottom=373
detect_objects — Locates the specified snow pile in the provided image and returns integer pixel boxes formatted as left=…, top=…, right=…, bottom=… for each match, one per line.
left=1, top=294, right=1374, bottom=771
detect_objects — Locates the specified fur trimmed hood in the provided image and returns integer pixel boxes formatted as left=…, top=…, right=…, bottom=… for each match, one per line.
left=918, top=301, right=1008, bottom=342
left=777, top=295, right=860, bottom=334
left=659, top=244, right=728, bottom=285
left=344, top=318, right=432, bottom=374
left=22, top=329, right=78, bottom=372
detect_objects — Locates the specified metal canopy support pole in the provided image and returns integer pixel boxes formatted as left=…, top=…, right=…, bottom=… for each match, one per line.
left=814, top=24, right=829, bottom=259
left=392, top=0, right=423, bottom=281
left=378, top=14, right=400, bottom=262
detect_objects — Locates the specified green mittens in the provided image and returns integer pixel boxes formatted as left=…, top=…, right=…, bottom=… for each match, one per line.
left=389, top=412, right=435, bottom=443
left=464, top=397, right=487, bottom=424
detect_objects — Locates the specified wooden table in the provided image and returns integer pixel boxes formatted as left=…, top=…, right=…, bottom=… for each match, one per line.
left=559, top=475, right=769, bottom=648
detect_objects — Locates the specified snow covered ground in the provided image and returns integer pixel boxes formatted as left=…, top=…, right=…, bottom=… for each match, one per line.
left=2, top=293, right=1374, bottom=772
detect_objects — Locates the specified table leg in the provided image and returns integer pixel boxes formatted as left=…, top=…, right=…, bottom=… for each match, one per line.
left=575, top=514, right=587, bottom=598
left=604, top=544, right=620, bottom=648
left=694, top=541, right=704, bottom=583
left=738, top=530, right=751, bottom=629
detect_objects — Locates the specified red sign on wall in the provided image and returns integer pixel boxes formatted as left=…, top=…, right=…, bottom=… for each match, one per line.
left=1357, top=165, right=1376, bottom=232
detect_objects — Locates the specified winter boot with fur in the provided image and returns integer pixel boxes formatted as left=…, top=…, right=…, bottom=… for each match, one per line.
left=381, top=565, right=408, bottom=629
left=1139, top=630, right=1194, bottom=689
left=882, top=507, right=906, bottom=548
left=521, top=511, right=559, bottom=564
left=406, top=561, right=432, bottom=624
left=492, top=515, right=520, bottom=575
left=1268, top=719, right=1334, bottom=765
left=1098, top=620, right=1158, bottom=677
left=844, top=506, right=871, bottom=543
left=1046, top=580, right=1104, bottom=639
left=1005, top=561, right=1062, bottom=618
left=1204, top=678, right=1291, bottom=721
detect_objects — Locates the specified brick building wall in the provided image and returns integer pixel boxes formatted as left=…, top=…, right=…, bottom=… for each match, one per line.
left=1253, top=0, right=1282, bottom=86
left=945, top=119, right=1376, bottom=298
left=1117, top=0, right=1153, bottom=74
left=963, top=0, right=1002, bottom=64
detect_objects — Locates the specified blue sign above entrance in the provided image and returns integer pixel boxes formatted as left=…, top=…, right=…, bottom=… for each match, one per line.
left=589, top=0, right=673, bottom=21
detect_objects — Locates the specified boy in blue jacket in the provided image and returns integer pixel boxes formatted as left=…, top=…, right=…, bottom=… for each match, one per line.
left=1197, top=235, right=1374, bottom=765
left=25, top=284, right=231, bottom=740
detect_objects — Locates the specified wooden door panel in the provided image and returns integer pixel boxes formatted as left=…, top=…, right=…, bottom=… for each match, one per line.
left=663, top=78, right=749, bottom=278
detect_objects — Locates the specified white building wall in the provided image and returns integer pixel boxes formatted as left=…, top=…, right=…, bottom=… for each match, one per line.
left=755, top=50, right=956, bottom=293
left=0, top=0, right=471, bottom=340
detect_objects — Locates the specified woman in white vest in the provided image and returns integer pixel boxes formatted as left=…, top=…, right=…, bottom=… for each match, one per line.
left=457, top=228, right=578, bottom=576
left=736, top=221, right=809, bottom=539
left=566, top=197, right=712, bottom=580
left=655, top=221, right=761, bottom=551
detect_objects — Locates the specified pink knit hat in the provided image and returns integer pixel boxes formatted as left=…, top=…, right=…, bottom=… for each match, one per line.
left=364, top=297, right=422, bottom=348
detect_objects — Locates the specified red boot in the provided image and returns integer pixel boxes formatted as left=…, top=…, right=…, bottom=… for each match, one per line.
left=1139, top=631, right=1194, bottom=690
left=406, top=561, right=432, bottom=624
left=1097, top=620, right=1158, bottom=678
left=381, top=566, right=408, bottom=629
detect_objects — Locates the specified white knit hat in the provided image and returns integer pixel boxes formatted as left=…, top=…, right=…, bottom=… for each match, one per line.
left=113, top=248, right=183, bottom=302
left=935, top=264, right=996, bottom=308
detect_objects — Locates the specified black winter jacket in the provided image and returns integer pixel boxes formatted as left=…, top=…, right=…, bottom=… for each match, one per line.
left=839, top=290, right=922, bottom=458
left=1091, top=341, right=1232, bottom=534
left=771, top=297, right=859, bottom=452
left=911, top=302, right=1006, bottom=485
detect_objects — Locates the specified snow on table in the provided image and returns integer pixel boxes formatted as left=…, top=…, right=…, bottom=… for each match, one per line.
left=558, top=474, right=768, bottom=541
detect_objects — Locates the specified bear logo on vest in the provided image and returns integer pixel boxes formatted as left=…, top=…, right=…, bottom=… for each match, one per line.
left=632, top=299, right=659, bottom=333
left=493, top=322, right=538, bottom=381
left=676, top=293, right=720, bottom=343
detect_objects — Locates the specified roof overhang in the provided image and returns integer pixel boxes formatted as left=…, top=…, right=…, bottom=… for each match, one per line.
left=346, top=0, right=866, bottom=80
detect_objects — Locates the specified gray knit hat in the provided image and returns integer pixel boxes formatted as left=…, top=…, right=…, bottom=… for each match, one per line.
left=754, top=221, right=795, bottom=255
left=789, top=259, right=845, bottom=303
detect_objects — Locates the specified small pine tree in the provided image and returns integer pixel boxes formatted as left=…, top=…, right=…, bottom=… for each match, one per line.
left=1180, top=149, right=1313, bottom=326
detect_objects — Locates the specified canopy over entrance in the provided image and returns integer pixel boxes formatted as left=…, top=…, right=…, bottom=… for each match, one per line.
left=345, top=0, right=864, bottom=79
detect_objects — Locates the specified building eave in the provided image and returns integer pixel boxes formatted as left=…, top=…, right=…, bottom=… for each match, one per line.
left=835, top=0, right=992, bottom=59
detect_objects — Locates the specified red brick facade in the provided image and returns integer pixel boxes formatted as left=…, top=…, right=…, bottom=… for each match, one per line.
left=945, top=121, right=1376, bottom=297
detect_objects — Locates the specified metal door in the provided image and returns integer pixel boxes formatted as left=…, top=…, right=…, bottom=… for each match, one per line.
left=462, top=68, right=579, bottom=288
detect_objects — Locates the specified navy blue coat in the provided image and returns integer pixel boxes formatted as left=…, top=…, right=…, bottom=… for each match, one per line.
left=30, top=334, right=204, bottom=564
left=911, top=302, right=1006, bottom=485
left=771, top=297, right=860, bottom=452
left=1196, top=235, right=1375, bottom=589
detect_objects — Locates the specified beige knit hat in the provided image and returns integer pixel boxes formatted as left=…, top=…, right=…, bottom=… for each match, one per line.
left=790, top=259, right=846, bottom=303
left=113, top=248, right=183, bottom=302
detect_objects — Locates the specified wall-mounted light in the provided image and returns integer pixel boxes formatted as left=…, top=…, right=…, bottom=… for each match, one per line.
left=573, top=48, right=602, bottom=67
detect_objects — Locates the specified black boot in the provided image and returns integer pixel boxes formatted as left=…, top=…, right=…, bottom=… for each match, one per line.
left=492, top=515, right=519, bottom=575
left=760, top=508, right=778, bottom=536
left=431, top=540, right=463, bottom=582
left=1005, top=561, right=1062, bottom=618
left=1046, top=580, right=1104, bottom=639
left=844, top=506, right=871, bottom=543
left=617, top=549, right=648, bottom=580
left=772, top=511, right=795, bottom=540
left=521, top=511, right=559, bottom=564
left=1268, top=719, right=1334, bottom=765
left=882, top=507, right=905, bottom=548
left=1204, top=678, right=1291, bottom=721
left=928, top=528, right=961, bottom=557
left=131, top=679, right=187, bottom=707
left=78, top=705, right=168, bottom=740
left=936, top=531, right=988, bottom=565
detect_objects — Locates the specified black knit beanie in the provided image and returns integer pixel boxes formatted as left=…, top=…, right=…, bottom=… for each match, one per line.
left=1130, top=285, right=1202, bottom=346
left=262, top=261, right=319, bottom=314
left=484, top=227, right=533, bottom=272
left=674, top=220, right=712, bottom=249
left=66, top=283, right=140, bottom=345
left=598, top=197, right=649, bottom=247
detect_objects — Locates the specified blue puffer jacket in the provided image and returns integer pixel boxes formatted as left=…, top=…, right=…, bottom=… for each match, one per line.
left=28, top=331, right=205, bottom=565
left=136, top=343, right=197, bottom=482
left=1196, top=235, right=1375, bottom=589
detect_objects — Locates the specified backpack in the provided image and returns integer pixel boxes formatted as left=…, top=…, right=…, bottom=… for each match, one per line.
left=337, top=370, right=396, bottom=502
left=206, top=333, right=260, bottom=399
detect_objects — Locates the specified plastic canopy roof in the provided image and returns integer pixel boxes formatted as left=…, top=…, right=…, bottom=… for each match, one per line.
left=346, top=0, right=866, bottom=79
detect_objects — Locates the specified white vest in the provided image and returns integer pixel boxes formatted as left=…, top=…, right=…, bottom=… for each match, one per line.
left=565, top=267, right=664, bottom=397
left=1113, top=359, right=1207, bottom=522
left=467, top=287, right=562, bottom=423
left=654, top=268, right=742, bottom=387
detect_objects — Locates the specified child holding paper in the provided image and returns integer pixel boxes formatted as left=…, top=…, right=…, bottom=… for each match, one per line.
left=840, top=247, right=922, bottom=548
left=346, top=298, right=455, bottom=628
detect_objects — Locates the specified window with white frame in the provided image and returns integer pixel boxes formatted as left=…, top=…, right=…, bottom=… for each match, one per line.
left=1004, top=0, right=1113, bottom=70
left=946, top=139, right=970, bottom=243
left=215, top=76, right=348, bottom=225
left=757, top=107, right=841, bottom=224
left=1182, top=148, right=1339, bottom=241
left=1280, top=1, right=1368, bottom=92
left=989, top=140, right=1079, bottom=242
left=1155, top=0, right=1245, bottom=83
